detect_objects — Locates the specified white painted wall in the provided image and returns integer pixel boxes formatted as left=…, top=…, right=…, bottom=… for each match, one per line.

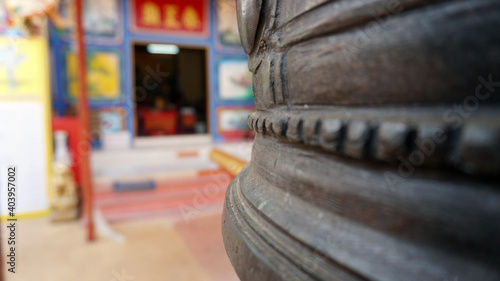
left=0, top=102, right=49, bottom=216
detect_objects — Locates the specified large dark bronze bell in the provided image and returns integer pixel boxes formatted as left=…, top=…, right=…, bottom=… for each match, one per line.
left=223, top=0, right=500, bottom=280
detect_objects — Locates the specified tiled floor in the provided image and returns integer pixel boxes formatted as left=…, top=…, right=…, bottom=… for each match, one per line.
left=1, top=208, right=239, bottom=281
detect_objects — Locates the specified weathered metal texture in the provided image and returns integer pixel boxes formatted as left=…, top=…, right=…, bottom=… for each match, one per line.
left=236, top=0, right=263, bottom=53
left=223, top=0, right=500, bottom=280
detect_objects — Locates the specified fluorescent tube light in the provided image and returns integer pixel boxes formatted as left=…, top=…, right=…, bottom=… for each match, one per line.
left=146, top=44, right=180, bottom=55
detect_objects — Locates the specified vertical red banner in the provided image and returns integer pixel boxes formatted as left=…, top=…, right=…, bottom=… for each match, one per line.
left=131, top=0, right=208, bottom=37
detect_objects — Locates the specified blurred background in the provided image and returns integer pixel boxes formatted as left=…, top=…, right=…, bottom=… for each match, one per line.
left=0, top=0, right=253, bottom=280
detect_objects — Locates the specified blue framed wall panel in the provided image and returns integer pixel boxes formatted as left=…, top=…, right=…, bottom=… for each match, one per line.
left=57, top=0, right=125, bottom=46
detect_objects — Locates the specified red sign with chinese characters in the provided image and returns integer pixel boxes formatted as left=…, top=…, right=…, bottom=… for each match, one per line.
left=131, top=0, right=208, bottom=36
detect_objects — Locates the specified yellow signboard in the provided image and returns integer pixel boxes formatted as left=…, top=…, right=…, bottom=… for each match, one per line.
left=0, top=36, right=52, bottom=218
left=0, top=37, right=50, bottom=97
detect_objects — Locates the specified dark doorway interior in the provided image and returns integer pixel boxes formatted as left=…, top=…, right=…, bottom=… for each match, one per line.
left=133, top=44, right=207, bottom=137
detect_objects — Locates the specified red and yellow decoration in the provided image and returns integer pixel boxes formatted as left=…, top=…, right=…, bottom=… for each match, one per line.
left=5, top=0, right=69, bottom=36
left=131, top=0, right=208, bottom=37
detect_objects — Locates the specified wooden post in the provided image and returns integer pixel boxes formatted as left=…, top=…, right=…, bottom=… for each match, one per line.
left=75, top=0, right=95, bottom=241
